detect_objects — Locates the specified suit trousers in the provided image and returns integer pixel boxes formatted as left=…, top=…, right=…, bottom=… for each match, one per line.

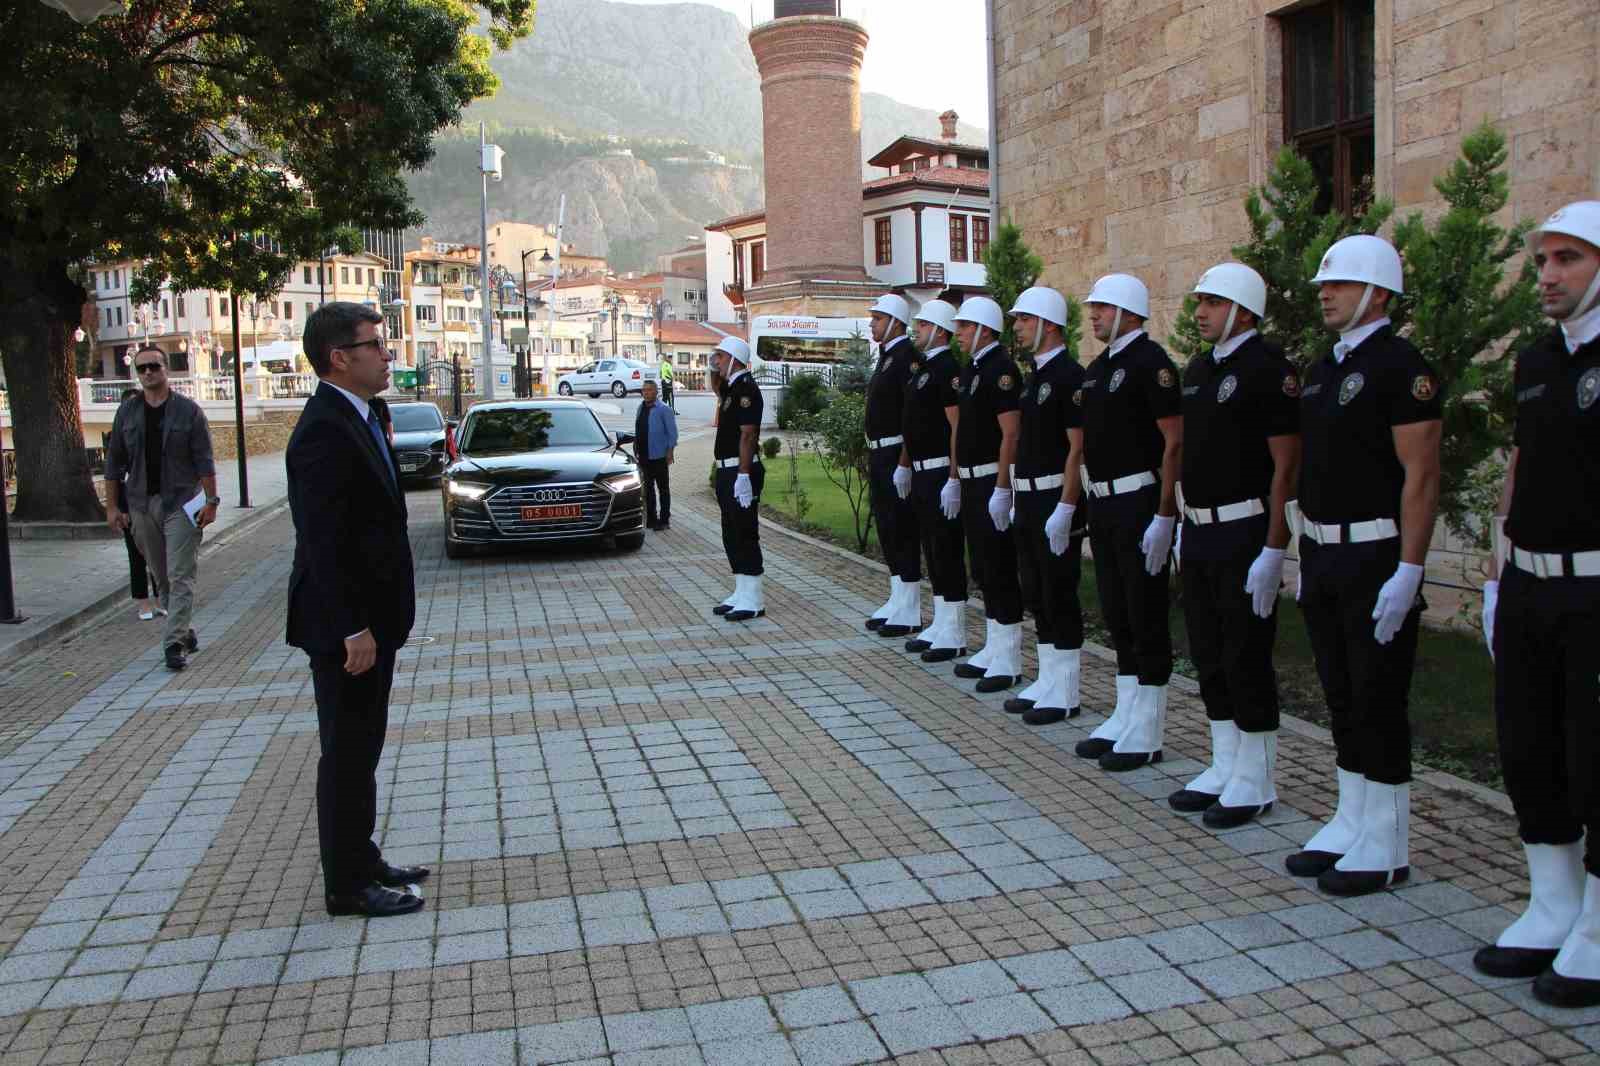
left=129, top=495, right=202, bottom=650
left=1493, top=564, right=1600, bottom=875
left=911, top=467, right=967, bottom=602
left=1014, top=490, right=1084, bottom=648
left=715, top=465, right=764, bottom=576
left=959, top=474, right=1021, bottom=624
left=1298, top=537, right=1418, bottom=785
left=309, top=647, right=396, bottom=894
left=1089, top=488, right=1173, bottom=684
left=1181, top=529, right=1280, bottom=732
left=123, top=528, right=148, bottom=601
left=641, top=457, right=670, bottom=525
left=868, top=448, right=921, bottom=581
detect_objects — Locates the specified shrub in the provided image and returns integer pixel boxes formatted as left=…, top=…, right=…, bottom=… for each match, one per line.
left=776, top=373, right=828, bottom=429
left=795, top=392, right=875, bottom=553
left=762, top=436, right=782, bottom=460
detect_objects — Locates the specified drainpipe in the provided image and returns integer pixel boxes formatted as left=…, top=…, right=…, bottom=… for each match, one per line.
left=985, top=0, right=1000, bottom=226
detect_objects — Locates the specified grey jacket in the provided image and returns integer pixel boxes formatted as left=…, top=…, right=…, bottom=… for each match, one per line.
left=105, top=392, right=216, bottom=513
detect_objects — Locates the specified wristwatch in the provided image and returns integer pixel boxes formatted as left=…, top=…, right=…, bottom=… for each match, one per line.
left=206, top=496, right=221, bottom=506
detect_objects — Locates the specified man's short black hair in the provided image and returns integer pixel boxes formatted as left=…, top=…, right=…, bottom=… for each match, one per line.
left=303, top=301, right=383, bottom=376
left=134, top=343, right=165, bottom=361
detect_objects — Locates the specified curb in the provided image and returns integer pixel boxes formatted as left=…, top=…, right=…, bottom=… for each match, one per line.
left=754, top=510, right=1515, bottom=818
left=0, top=496, right=292, bottom=670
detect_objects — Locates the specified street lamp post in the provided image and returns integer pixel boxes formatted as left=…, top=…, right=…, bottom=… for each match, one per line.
left=543, top=196, right=565, bottom=396
left=607, top=292, right=621, bottom=359
left=478, top=123, right=503, bottom=401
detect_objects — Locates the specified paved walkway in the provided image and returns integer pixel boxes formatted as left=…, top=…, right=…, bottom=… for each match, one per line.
left=0, top=429, right=1591, bottom=1065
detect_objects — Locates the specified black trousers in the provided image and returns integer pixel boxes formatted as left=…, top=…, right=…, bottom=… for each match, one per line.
left=309, top=647, right=396, bottom=894
left=124, top=528, right=148, bottom=601
left=715, top=465, right=764, bottom=576
left=959, top=473, right=1021, bottom=624
left=911, top=466, right=967, bottom=602
left=868, top=448, right=921, bottom=581
left=1089, top=489, right=1172, bottom=684
left=641, top=457, right=670, bottom=525
left=1014, top=490, right=1084, bottom=648
left=1298, top=537, right=1418, bottom=784
left=1181, top=519, right=1280, bottom=732
left=1494, top=564, right=1600, bottom=875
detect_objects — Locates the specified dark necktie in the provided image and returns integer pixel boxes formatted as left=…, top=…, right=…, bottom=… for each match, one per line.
left=366, top=409, right=397, bottom=487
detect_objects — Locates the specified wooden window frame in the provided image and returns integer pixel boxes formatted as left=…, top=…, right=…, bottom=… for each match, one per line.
left=874, top=217, right=894, bottom=266
left=971, top=216, right=990, bottom=262
left=751, top=242, right=765, bottom=285
left=949, top=214, right=968, bottom=263
left=1282, top=0, right=1375, bottom=217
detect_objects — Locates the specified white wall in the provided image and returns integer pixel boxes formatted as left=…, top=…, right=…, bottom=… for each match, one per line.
left=704, top=229, right=736, bottom=321
left=922, top=207, right=988, bottom=288
left=863, top=209, right=919, bottom=288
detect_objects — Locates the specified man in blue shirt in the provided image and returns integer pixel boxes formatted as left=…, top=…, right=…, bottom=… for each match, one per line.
left=635, top=379, right=679, bottom=530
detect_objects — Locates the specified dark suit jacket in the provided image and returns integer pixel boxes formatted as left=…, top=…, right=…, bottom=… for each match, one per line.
left=285, top=382, right=416, bottom=656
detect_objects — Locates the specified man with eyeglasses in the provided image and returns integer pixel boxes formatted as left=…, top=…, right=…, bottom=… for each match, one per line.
left=105, top=344, right=219, bottom=671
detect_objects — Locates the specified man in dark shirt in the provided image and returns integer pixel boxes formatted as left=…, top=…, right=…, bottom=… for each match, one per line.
left=1166, top=264, right=1301, bottom=828
left=1473, top=201, right=1600, bottom=1004
left=1282, top=234, right=1441, bottom=898
left=634, top=379, right=677, bottom=530
left=709, top=337, right=766, bottom=622
left=1071, top=274, right=1183, bottom=773
left=863, top=293, right=923, bottom=638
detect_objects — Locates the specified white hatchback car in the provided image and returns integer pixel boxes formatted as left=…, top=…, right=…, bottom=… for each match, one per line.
left=556, top=359, right=659, bottom=398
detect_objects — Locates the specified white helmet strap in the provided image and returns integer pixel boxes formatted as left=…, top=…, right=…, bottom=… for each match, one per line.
left=1109, top=307, right=1123, bottom=345
left=1338, top=283, right=1376, bottom=333
left=1031, top=316, right=1044, bottom=352
left=1574, top=262, right=1600, bottom=320
left=1221, top=302, right=1240, bottom=343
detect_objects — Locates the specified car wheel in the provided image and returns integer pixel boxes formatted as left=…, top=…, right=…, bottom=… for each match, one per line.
left=558, top=382, right=573, bottom=396
left=611, top=381, right=627, bottom=398
left=615, top=531, right=645, bottom=552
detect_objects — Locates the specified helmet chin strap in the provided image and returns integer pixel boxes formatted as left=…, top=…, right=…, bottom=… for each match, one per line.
left=1109, top=307, right=1123, bottom=346
left=1031, top=317, right=1044, bottom=352
left=1572, top=264, right=1600, bottom=319
left=1338, top=283, right=1376, bottom=333
left=1221, top=302, right=1239, bottom=343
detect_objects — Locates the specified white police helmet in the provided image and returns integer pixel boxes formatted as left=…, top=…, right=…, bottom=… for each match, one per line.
left=715, top=336, right=751, bottom=366
left=1193, top=263, right=1267, bottom=341
left=869, top=293, right=912, bottom=327
left=1309, top=234, right=1404, bottom=331
left=1527, top=201, right=1600, bottom=320
left=914, top=298, right=958, bottom=336
left=953, top=295, right=1004, bottom=335
left=1008, top=286, right=1069, bottom=350
left=1084, top=274, right=1150, bottom=318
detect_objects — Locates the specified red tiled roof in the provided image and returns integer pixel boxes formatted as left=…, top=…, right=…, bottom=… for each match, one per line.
left=656, top=320, right=726, bottom=345
left=704, top=321, right=747, bottom=340
left=862, top=167, right=991, bottom=195
left=866, top=135, right=989, bottom=169
left=705, top=208, right=767, bottom=232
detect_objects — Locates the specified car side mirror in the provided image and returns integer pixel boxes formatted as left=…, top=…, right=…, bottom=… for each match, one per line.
left=615, top=432, right=636, bottom=447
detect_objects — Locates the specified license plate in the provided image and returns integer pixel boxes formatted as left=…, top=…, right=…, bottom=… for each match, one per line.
left=521, top=504, right=583, bottom=521
left=400, top=460, right=423, bottom=471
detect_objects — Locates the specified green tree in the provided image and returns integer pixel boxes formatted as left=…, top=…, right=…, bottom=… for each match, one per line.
left=1390, top=123, right=1543, bottom=550
left=797, top=392, right=874, bottom=553
left=0, top=0, right=534, bottom=521
left=1166, top=293, right=1206, bottom=364
left=829, top=329, right=874, bottom=395
left=980, top=217, right=1042, bottom=356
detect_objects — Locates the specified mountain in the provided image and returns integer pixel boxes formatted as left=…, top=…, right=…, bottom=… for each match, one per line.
left=404, top=0, right=987, bottom=272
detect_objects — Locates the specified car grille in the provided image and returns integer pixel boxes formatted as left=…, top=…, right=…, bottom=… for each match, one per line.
left=484, top=482, right=611, bottom=538
left=396, top=450, right=434, bottom=472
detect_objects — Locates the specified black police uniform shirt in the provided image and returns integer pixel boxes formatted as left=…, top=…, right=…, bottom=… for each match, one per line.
left=1297, top=322, right=1442, bottom=525
left=714, top=370, right=763, bottom=461
left=1016, top=346, right=1088, bottom=533
left=956, top=342, right=1022, bottom=469
left=1077, top=330, right=1181, bottom=483
left=865, top=334, right=920, bottom=443
left=1506, top=328, right=1600, bottom=553
left=903, top=346, right=962, bottom=462
left=1181, top=331, right=1300, bottom=507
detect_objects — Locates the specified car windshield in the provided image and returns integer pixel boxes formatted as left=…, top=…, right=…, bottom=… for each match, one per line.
left=459, top=406, right=608, bottom=455
left=388, top=405, right=443, bottom=432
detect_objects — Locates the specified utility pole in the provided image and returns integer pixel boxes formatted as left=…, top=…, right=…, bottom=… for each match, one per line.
left=229, top=290, right=250, bottom=508
left=545, top=195, right=565, bottom=396
left=478, top=123, right=502, bottom=401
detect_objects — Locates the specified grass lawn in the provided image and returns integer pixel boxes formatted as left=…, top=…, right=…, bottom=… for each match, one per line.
left=759, top=453, right=1502, bottom=789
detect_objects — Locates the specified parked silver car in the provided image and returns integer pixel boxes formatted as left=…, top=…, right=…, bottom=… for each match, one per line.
left=556, top=358, right=659, bottom=398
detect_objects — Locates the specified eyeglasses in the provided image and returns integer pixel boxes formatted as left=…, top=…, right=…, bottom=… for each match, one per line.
left=135, top=363, right=164, bottom=373
left=336, top=337, right=387, bottom=354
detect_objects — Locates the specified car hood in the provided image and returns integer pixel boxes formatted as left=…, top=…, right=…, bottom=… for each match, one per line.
left=446, top=446, right=634, bottom=485
left=392, top=428, right=445, bottom=449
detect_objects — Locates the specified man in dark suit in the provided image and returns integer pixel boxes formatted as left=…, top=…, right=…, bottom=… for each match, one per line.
left=287, top=302, right=426, bottom=918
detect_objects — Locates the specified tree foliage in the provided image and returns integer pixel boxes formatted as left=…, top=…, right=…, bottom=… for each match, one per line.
left=796, top=392, right=875, bottom=554
left=980, top=217, right=1041, bottom=355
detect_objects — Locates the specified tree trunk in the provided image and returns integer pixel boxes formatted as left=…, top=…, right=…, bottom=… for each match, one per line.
left=0, top=261, right=104, bottom=522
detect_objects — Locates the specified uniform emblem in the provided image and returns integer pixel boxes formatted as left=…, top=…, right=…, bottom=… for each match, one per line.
left=1283, top=374, right=1301, bottom=398
left=998, top=374, right=1015, bottom=391
left=911, top=361, right=922, bottom=374
left=1073, top=389, right=1085, bottom=406
left=969, top=376, right=980, bottom=395
left=739, top=396, right=752, bottom=408
left=950, top=376, right=959, bottom=391
left=1338, top=372, right=1366, bottom=405
left=1411, top=374, right=1437, bottom=402
left=916, top=371, right=930, bottom=390
left=1037, top=382, right=1052, bottom=404
left=1109, top=368, right=1126, bottom=392
left=721, top=397, right=732, bottom=411
left=1216, top=375, right=1238, bottom=403
left=1157, top=368, right=1176, bottom=388
left=1320, top=252, right=1335, bottom=274
left=1579, top=367, right=1600, bottom=411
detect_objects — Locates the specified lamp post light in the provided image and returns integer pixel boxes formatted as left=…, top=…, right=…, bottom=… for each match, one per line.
left=478, top=123, right=504, bottom=400
left=244, top=299, right=276, bottom=376
left=38, top=0, right=123, bottom=24
left=606, top=291, right=621, bottom=359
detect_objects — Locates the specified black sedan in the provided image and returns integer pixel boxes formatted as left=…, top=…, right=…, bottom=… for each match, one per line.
left=440, top=399, right=645, bottom=559
left=387, top=400, right=451, bottom=484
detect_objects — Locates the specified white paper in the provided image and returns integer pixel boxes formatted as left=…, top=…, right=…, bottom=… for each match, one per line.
left=182, top=487, right=209, bottom=527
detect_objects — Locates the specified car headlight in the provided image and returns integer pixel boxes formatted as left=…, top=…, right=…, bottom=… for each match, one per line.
left=598, top=472, right=641, bottom=494
left=448, top=480, right=492, bottom=500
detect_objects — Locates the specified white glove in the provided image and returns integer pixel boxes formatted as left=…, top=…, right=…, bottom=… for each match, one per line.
left=940, top=478, right=961, bottom=520
left=1372, top=562, right=1424, bottom=644
left=1295, top=566, right=1303, bottom=602
left=733, top=472, right=754, bottom=509
left=1244, top=547, right=1287, bottom=619
left=1173, top=521, right=1182, bottom=570
left=892, top=464, right=913, bottom=500
left=1045, top=502, right=1075, bottom=556
left=988, top=488, right=1013, bottom=532
left=1140, top=514, right=1176, bottom=576
left=1482, top=579, right=1498, bottom=659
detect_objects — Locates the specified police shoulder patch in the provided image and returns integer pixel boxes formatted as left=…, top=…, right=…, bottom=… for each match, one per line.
left=951, top=376, right=960, bottom=391
left=997, top=374, right=1015, bottom=391
left=1578, top=367, right=1600, bottom=410
left=1283, top=373, right=1301, bottom=398
left=1411, top=374, right=1437, bottom=402
left=739, top=396, right=752, bottom=408
left=1037, top=382, right=1052, bottom=404
left=1157, top=367, right=1176, bottom=388
left=917, top=371, right=930, bottom=389
left=1073, top=389, right=1085, bottom=406
left=721, top=397, right=732, bottom=410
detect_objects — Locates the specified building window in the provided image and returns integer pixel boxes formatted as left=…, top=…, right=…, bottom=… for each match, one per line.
left=949, top=215, right=968, bottom=262
left=175, top=296, right=185, bottom=318
left=875, top=217, right=894, bottom=266
left=415, top=304, right=436, bottom=324
left=161, top=298, right=169, bottom=319
left=282, top=302, right=293, bottom=320
left=368, top=268, right=376, bottom=286
left=220, top=300, right=229, bottom=318
left=972, top=216, right=990, bottom=262
left=115, top=306, right=123, bottom=326
left=305, top=301, right=315, bottom=319
left=303, top=266, right=312, bottom=284
left=1283, top=0, right=1375, bottom=215
left=751, top=242, right=765, bottom=285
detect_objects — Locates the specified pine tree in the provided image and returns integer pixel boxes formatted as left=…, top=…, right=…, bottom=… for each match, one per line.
left=979, top=218, right=1081, bottom=366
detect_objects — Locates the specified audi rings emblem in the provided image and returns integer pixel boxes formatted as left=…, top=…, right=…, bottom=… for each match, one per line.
left=529, top=488, right=566, bottom=503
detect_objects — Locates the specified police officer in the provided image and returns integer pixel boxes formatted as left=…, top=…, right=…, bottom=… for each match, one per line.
left=896, top=299, right=969, bottom=662
left=659, top=355, right=675, bottom=408
left=949, top=296, right=1025, bottom=691
left=1473, top=201, right=1600, bottom=1005
left=863, top=293, right=924, bottom=639
left=1283, top=234, right=1441, bottom=897
left=1166, top=264, right=1300, bottom=828
left=1002, top=286, right=1088, bottom=725
left=708, top=336, right=767, bottom=622
left=1072, top=274, right=1182, bottom=772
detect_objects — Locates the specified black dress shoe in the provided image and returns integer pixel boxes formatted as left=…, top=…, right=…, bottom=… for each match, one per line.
left=1168, top=788, right=1221, bottom=813
left=921, top=647, right=962, bottom=663
left=713, top=603, right=735, bottom=615
left=1003, top=696, right=1035, bottom=714
left=1474, top=944, right=1560, bottom=979
left=1023, top=706, right=1077, bottom=726
left=865, top=617, right=886, bottom=631
left=877, top=624, right=915, bottom=638
left=1284, top=849, right=1342, bottom=877
left=375, top=862, right=431, bottom=887
left=726, top=608, right=765, bottom=622
left=1533, top=966, right=1600, bottom=1007
left=975, top=674, right=1016, bottom=693
left=904, top=638, right=932, bottom=653
left=183, top=629, right=199, bottom=653
left=1075, top=737, right=1114, bottom=759
left=953, top=662, right=986, bottom=678
left=1100, top=749, right=1162, bottom=772
left=1203, top=802, right=1271, bottom=829
left=326, top=883, right=425, bottom=918
left=659, top=519, right=670, bottom=529
left=164, top=643, right=187, bottom=671
left=1318, top=865, right=1409, bottom=896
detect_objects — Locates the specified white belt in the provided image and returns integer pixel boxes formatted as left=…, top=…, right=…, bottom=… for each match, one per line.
left=1013, top=473, right=1064, bottom=493
left=959, top=462, right=999, bottom=478
left=867, top=435, right=904, bottom=450
left=1510, top=545, right=1600, bottom=579
left=1183, top=498, right=1265, bottom=525
left=715, top=457, right=761, bottom=469
left=1086, top=470, right=1157, bottom=498
left=912, top=456, right=950, bottom=472
left=1300, top=517, right=1398, bottom=545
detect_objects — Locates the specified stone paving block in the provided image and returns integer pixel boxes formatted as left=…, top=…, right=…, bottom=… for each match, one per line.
left=726, top=898, right=795, bottom=930
left=290, top=922, right=364, bottom=953
left=584, top=916, right=655, bottom=946
left=790, top=1020, right=888, bottom=1066
left=1211, top=912, right=1297, bottom=949
left=432, top=1030, right=518, bottom=1066
left=999, top=949, right=1093, bottom=990
left=903, top=852, right=973, bottom=878
left=509, top=898, right=578, bottom=927
left=856, top=880, right=936, bottom=912
left=871, top=1004, right=972, bottom=1054
left=986, top=861, right=1065, bottom=892
left=774, top=985, right=860, bottom=1029
left=702, top=1033, right=801, bottom=1066
left=613, top=1047, right=704, bottom=1066
left=850, top=972, right=942, bottom=1015
left=435, top=929, right=508, bottom=965
left=1249, top=941, right=1350, bottom=982
left=0, top=949, right=72, bottom=983
left=780, top=872, right=852, bottom=899
left=261, top=1055, right=340, bottom=1066
left=363, top=909, right=437, bottom=943
left=40, top=971, right=130, bottom=1008
left=1034, top=982, right=1135, bottom=1027
left=926, top=872, right=995, bottom=902
left=956, top=991, right=1057, bottom=1040
left=218, top=927, right=296, bottom=959
left=66, top=943, right=147, bottom=976
left=604, top=1007, right=694, bottom=1052
left=1320, top=928, right=1422, bottom=968
left=1181, top=953, right=1283, bottom=999
left=511, top=922, right=583, bottom=956
left=792, top=889, right=867, bottom=920
left=1389, top=917, right=1484, bottom=957
left=345, top=1040, right=429, bottom=1065
left=927, top=959, right=1017, bottom=1003
left=0, top=979, right=49, bottom=1015
left=654, top=905, right=731, bottom=939
left=838, top=858, right=910, bottom=886
left=357, top=939, right=433, bottom=975
left=1332, top=891, right=1430, bottom=927
left=1272, top=901, right=1366, bottom=938
left=1106, top=965, right=1209, bottom=1012
left=281, top=945, right=359, bottom=988
left=686, top=995, right=778, bottom=1042
left=646, top=883, right=718, bottom=912
left=438, top=903, right=509, bottom=935
left=1144, top=924, right=1236, bottom=965
left=1396, top=880, right=1485, bottom=916
left=517, top=1017, right=607, bottom=1064
left=1046, top=855, right=1123, bottom=881
left=13, top=919, right=95, bottom=953
left=1072, top=936, right=1164, bottom=977
left=714, top=874, right=780, bottom=903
